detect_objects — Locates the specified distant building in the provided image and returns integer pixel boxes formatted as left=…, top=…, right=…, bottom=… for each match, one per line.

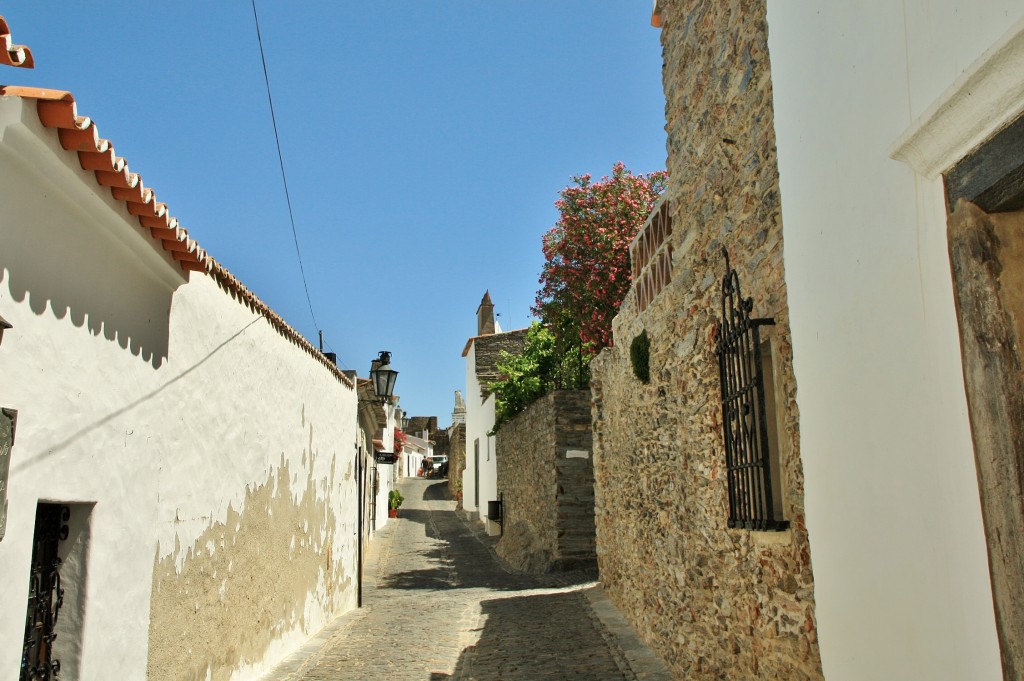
left=461, top=291, right=527, bottom=533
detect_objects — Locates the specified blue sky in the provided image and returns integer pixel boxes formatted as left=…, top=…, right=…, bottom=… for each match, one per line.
left=4, top=3, right=668, bottom=423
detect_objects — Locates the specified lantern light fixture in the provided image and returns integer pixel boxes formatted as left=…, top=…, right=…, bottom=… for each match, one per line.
left=369, top=351, right=398, bottom=403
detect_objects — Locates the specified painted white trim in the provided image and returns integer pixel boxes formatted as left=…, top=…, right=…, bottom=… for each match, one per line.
left=890, top=15, right=1024, bottom=178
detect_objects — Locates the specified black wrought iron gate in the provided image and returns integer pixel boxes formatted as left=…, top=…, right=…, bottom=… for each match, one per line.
left=21, top=503, right=69, bottom=680
left=717, top=249, right=787, bottom=531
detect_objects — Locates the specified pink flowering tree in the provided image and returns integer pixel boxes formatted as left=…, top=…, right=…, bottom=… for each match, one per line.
left=534, top=162, right=667, bottom=379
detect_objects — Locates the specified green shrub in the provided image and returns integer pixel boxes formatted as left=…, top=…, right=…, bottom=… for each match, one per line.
left=630, top=330, right=650, bottom=384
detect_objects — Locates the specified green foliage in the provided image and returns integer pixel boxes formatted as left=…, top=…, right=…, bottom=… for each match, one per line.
left=388, top=489, right=404, bottom=509
left=488, top=323, right=556, bottom=434
left=487, top=322, right=589, bottom=434
left=630, top=330, right=650, bottom=384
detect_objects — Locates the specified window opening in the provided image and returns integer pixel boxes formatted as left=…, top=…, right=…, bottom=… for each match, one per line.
left=717, top=249, right=788, bottom=531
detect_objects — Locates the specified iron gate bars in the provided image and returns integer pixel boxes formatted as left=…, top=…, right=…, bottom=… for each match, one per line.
left=717, top=249, right=787, bottom=531
left=21, top=503, right=69, bottom=680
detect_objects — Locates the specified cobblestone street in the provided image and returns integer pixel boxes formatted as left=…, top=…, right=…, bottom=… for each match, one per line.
left=262, top=477, right=671, bottom=681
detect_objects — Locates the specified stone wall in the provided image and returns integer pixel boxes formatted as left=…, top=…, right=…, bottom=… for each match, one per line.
left=448, top=423, right=466, bottom=505
left=473, top=329, right=529, bottom=398
left=589, top=1, right=822, bottom=678
left=432, top=428, right=450, bottom=461
left=495, top=390, right=595, bottom=573
left=406, top=416, right=438, bottom=439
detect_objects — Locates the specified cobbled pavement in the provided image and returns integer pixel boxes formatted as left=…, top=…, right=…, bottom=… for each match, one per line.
left=261, top=477, right=672, bottom=681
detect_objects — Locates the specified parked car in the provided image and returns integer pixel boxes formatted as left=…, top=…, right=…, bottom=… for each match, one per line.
left=428, top=456, right=448, bottom=478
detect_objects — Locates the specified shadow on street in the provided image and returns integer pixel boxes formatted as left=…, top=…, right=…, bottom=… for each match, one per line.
left=432, top=590, right=628, bottom=680
left=377, top=480, right=542, bottom=594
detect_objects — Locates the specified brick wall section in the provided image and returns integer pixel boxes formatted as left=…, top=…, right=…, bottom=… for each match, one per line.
left=589, top=1, right=823, bottom=679
left=495, top=390, right=595, bottom=572
left=473, top=329, right=529, bottom=398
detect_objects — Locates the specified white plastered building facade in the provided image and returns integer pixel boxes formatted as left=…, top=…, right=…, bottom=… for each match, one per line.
left=765, top=3, right=1024, bottom=679
left=0, top=91, right=361, bottom=680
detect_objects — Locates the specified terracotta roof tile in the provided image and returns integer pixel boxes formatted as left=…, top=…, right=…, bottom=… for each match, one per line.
left=0, top=84, right=353, bottom=389
left=0, top=17, right=33, bottom=69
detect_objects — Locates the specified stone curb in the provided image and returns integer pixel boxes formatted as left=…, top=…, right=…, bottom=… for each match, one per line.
left=584, top=586, right=675, bottom=681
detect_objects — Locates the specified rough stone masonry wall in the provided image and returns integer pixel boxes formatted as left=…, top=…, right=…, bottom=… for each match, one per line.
left=448, top=423, right=466, bottom=504
left=495, top=390, right=595, bottom=573
left=473, top=329, right=529, bottom=396
left=589, top=1, right=822, bottom=679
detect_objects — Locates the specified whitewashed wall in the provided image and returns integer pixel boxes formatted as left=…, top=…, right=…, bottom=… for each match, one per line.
left=374, top=406, right=396, bottom=528
left=0, top=96, right=360, bottom=680
left=462, top=341, right=498, bottom=522
left=765, top=3, right=1022, bottom=678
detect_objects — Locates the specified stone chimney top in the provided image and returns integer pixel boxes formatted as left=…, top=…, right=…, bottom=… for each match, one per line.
left=476, top=290, right=495, bottom=336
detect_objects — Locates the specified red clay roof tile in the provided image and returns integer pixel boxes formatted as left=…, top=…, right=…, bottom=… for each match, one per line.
left=0, top=17, right=34, bottom=69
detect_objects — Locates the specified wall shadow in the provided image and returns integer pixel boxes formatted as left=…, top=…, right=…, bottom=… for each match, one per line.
left=1, top=159, right=181, bottom=367
left=375, top=491, right=599, bottom=595
left=11, top=318, right=259, bottom=473
left=436, top=589, right=627, bottom=680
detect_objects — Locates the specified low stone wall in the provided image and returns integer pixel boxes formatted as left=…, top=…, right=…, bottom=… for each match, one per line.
left=495, top=390, right=595, bottom=572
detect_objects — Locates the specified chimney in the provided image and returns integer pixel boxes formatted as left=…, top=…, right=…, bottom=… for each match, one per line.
left=476, top=290, right=495, bottom=336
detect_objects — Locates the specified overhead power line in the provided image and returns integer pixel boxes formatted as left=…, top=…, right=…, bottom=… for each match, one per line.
left=250, top=0, right=319, bottom=333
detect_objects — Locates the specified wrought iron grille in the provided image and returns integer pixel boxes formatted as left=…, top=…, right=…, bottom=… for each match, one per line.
left=717, top=249, right=788, bottom=531
left=21, top=503, right=69, bottom=681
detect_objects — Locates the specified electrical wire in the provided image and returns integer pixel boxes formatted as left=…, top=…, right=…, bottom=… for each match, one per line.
left=251, top=0, right=319, bottom=333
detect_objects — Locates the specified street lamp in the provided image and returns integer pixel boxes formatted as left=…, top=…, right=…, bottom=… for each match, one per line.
left=369, top=351, right=398, bottom=403
left=401, top=414, right=412, bottom=431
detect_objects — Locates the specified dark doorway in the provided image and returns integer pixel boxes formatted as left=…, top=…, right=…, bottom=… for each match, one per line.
left=21, top=503, right=69, bottom=680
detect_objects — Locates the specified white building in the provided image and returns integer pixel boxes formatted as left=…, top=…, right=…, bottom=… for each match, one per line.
left=401, top=434, right=428, bottom=478
left=356, top=378, right=398, bottom=537
left=0, top=77, right=361, bottom=679
left=461, top=292, right=527, bottom=535
left=761, top=3, right=1023, bottom=679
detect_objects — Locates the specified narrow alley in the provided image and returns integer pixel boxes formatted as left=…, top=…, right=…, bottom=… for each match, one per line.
left=262, top=477, right=671, bottom=681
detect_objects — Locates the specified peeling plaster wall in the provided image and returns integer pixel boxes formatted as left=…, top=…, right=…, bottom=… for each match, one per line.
left=0, top=96, right=359, bottom=680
